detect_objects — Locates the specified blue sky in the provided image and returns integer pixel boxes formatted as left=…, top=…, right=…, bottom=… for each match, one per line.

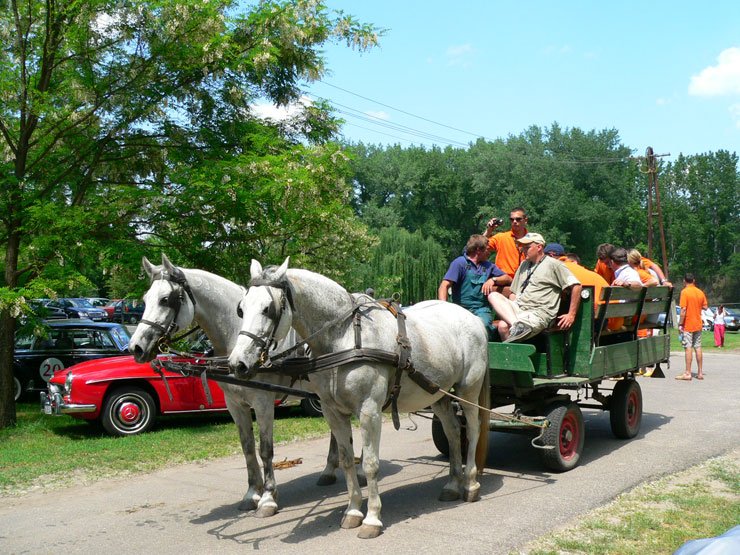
left=265, top=1, right=740, bottom=159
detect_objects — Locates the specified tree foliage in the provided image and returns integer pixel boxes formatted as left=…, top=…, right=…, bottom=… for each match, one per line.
left=349, top=126, right=738, bottom=303
left=0, top=0, right=380, bottom=426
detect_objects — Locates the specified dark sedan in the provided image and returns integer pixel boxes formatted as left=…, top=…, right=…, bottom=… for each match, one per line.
left=45, top=298, right=109, bottom=321
left=13, top=320, right=130, bottom=401
left=111, top=299, right=146, bottom=324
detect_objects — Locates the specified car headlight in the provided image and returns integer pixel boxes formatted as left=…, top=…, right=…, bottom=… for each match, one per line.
left=64, top=372, right=73, bottom=395
left=79, top=311, right=88, bottom=317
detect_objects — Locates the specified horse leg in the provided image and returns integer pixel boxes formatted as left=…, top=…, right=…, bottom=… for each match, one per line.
left=317, top=434, right=368, bottom=487
left=226, top=396, right=263, bottom=511
left=315, top=433, right=339, bottom=486
left=252, top=395, right=279, bottom=518
left=430, top=397, right=464, bottom=501
left=356, top=399, right=383, bottom=539
left=458, top=394, right=481, bottom=502
left=322, top=406, right=363, bottom=530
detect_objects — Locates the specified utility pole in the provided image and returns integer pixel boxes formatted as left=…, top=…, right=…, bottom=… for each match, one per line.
left=645, top=146, right=670, bottom=279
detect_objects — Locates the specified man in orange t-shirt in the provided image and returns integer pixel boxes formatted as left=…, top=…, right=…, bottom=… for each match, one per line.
left=677, top=273, right=708, bottom=381
left=483, top=207, right=528, bottom=278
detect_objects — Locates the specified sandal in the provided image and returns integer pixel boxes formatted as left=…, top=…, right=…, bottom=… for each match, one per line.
left=696, top=375, right=704, bottom=380
left=675, top=374, right=692, bottom=380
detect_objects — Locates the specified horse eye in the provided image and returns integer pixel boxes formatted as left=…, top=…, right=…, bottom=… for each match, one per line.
left=159, top=297, right=168, bottom=306
left=262, top=305, right=270, bottom=316
left=236, top=305, right=243, bottom=318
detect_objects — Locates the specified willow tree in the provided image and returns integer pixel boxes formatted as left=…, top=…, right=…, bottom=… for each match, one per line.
left=0, top=0, right=380, bottom=427
left=349, top=227, right=447, bottom=305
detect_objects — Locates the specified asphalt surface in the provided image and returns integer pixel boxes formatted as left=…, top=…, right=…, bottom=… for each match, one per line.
left=2, top=352, right=739, bottom=555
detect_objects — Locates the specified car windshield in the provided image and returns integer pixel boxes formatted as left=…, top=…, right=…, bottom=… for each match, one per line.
left=109, top=326, right=131, bottom=349
left=74, top=299, right=95, bottom=308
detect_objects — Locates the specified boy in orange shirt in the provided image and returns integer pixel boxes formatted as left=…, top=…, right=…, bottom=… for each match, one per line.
left=677, top=273, right=708, bottom=381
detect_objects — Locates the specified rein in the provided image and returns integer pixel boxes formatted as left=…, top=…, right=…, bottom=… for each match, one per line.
left=140, top=267, right=200, bottom=350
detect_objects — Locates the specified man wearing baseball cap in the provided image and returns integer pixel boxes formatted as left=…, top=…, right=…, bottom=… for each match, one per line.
left=488, top=232, right=582, bottom=342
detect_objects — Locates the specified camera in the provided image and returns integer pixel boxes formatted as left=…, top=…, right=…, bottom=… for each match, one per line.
left=489, top=217, right=503, bottom=227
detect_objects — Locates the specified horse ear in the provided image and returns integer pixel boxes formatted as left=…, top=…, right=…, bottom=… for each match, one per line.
left=142, top=256, right=156, bottom=279
left=274, top=257, right=290, bottom=280
left=162, top=253, right=176, bottom=275
left=250, top=259, right=263, bottom=280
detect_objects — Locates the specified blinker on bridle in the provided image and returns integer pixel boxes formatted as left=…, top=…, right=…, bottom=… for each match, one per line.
left=236, top=277, right=294, bottom=366
left=140, top=267, right=197, bottom=349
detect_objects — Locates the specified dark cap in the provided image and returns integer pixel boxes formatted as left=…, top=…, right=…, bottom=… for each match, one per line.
left=544, top=243, right=565, bottom=256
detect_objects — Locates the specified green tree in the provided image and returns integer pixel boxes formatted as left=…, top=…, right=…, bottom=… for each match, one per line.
left=0, top=0, right=379, bottom=427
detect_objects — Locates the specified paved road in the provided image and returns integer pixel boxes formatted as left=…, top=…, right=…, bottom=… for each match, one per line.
left=2, top=353, right=739, bottom=555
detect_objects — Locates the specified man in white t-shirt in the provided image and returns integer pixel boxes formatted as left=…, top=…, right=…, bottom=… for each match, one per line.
left=609, top=247, right=643, bottom=287
left=488, top=232, right=582, bottom=342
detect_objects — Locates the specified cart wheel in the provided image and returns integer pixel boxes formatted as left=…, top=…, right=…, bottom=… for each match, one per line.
left=431, top=414, right=467, bottom=458
left=540, top=402, right=584, bottom=472
left=610, top=379, right=642, bottom=439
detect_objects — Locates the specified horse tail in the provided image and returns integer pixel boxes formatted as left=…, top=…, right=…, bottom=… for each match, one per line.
left=475, top=364, right=491, bottom=474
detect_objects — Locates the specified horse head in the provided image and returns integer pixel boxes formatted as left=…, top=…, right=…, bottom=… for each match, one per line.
left=228, top=257, right=293, bottom=379
left=129, top=253, right=196, bottom=363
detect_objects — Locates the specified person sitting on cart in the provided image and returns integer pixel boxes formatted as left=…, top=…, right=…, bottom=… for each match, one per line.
left=488, top=233, right=582, bottom=343
left=438, top=234, right=511, bottom=338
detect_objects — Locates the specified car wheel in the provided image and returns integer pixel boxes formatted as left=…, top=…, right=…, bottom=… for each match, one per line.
left=102, top=386, right=157, bottom=436
left=300, top=396, right=323, bottom=417
left=13, top=377, right=22, bottom=401
left=128, top=314, right=139, bottom=324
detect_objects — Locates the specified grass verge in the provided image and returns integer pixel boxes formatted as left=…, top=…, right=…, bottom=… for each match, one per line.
left=521, top=449, right=740, bottom=555
left=669, top=329, right=739, bottom=352
left=0, top=402, right=330, bottom=496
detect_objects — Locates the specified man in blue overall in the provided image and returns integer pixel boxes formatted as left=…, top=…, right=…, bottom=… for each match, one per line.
left=438, top=234, right=512, bottom=338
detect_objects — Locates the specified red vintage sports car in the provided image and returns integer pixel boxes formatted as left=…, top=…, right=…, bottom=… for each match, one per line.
left=42, top=355, right=229, bottom=436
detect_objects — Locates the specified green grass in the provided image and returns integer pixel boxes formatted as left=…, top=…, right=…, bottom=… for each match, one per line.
left=669, top=329, right=740, bottom=352
left=523, top=452, right=740, bottom=555
left=0, top=402, right=330, bottom=494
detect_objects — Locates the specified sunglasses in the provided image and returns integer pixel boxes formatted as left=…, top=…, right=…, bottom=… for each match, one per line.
left=510, top=217, right=525, bottom=222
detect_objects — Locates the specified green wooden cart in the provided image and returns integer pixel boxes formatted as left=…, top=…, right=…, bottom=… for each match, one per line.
left=432, top=285, right=674, bottom=472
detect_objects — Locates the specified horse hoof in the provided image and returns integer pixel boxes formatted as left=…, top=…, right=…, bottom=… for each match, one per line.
left=357, top=475, right=368, bottom=488
left=316, top=474, right=337, bottom=486
left=438, top=489, right=460, bottom=502
left=340, top=514, right=363, bottom=529
left=463, top=488, right=480, bottom=503
left=238, top=499, right=258, bottom=512
left=255, top=505, right=278, bottom=518
left=357, top=524, right=382, bottom=539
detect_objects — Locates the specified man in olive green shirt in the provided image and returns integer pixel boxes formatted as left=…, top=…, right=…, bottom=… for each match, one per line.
left=488, top=232, right=582, bottom=342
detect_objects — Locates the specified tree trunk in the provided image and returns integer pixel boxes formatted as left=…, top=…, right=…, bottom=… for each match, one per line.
left=0, top=230, right=20, bottom=428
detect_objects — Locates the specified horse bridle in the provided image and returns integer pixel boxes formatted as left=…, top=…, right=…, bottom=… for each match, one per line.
left=140, top=267, right=197, bottom=347
left=236, top=277, right=294, bottom=365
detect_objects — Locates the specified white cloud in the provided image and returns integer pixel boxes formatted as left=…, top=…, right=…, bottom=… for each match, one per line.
left=688, top=47, right=740, bottom=97
left=252, top=96, right=313, bottom=121
left=365, top=110, right=390, bottom=121
left=543, top=44, right=573, bottom=56
left=446, top=43, right=475, bottom=68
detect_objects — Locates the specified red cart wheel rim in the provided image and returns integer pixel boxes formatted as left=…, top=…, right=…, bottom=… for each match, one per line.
left=627, top=389, right=640, bottom=429
left=560, top=411, right=580, bottom=460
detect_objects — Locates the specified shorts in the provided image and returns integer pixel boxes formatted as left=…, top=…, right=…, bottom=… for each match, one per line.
left=499, top=298, right=550, bottom=339
left=681, top=330, right=702, bottom=349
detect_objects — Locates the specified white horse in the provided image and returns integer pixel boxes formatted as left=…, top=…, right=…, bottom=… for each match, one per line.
left=228, top=258, right=489, bottom=539
left=128, top=254, right=357, bottom=517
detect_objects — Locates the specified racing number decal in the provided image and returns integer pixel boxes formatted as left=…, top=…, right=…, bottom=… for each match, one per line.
left=40, top=358, right=65, bottom=382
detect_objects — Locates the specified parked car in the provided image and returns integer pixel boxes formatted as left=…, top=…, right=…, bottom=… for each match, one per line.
left=111, top=299, right=146, bottom=324
left=86, top=297, right=110, bottom=308
left=102, top=299, right=121, bottom=319
left=13, top=320, right=131, bottom=401
left=41, top=338, right=322, bottom=435
left=28, top=300, right=68, bottom=320
left=45, top=298, right=109, bottom=321
left=723, top=308, right=740, bottom=331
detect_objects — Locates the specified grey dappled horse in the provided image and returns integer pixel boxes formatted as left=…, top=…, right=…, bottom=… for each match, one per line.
left=128, top=255, right=357, bottom=517
left=228, top=258, right=488, bottom=538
